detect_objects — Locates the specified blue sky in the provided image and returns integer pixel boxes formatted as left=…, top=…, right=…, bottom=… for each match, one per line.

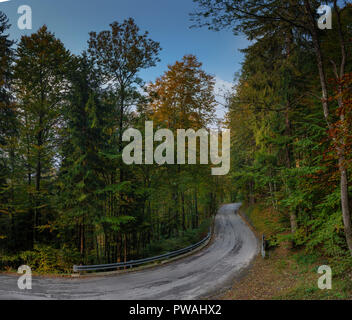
left=1, top=0, right=250, bottom=117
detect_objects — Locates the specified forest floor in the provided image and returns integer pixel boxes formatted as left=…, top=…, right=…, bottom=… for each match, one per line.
left=220, top=204, right=352, bottom=300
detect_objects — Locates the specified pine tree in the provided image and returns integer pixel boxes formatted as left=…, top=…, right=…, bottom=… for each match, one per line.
left=13, top=25, right=72, bottom=245
left=0, top=11, right=17, bottom=252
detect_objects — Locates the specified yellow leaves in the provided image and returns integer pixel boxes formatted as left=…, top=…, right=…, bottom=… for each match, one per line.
left=147, top=54, right=216, bottom=130
left=32, top=144, right=45, bottom=151
left=78, top=194, right=87, bottom=202
left=37, top=223, right=56, bottom=233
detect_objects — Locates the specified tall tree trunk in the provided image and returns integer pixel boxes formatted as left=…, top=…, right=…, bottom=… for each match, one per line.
left=194, top=188, right=198, bottom=228
left=117, top=233, right=121, bottom=263
left=333, top=0, right=352, bottom=254
left=181, top=192, right=186, bottom=231
left=304, top=0, right=352, bottom=255
left=339, top=155, right=352, bottom=253
left=285, top=103, right=297, bottom=233
left=33, top=114, right=43, bottom=243
left=124, top=233, right=127, bottom=268
left=80, top=221, right=85, bottom=262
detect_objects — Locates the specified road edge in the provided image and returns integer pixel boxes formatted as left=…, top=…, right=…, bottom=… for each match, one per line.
left=201, top=204, right=260, bottom=299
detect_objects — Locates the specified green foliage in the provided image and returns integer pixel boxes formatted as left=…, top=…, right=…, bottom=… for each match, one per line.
left=1, top=245, right=80, bottom=273
left=0, top=14, right=223, bottom=272
left=141, top=219, right=211, bottom=258
left=222, top=2, right=352, bottom=260
left=19, top=245, right=80, bottom=273
left=292, top=252, right=319, bottom=266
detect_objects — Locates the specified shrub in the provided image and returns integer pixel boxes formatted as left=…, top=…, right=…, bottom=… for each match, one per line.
left=1, top=245, right=80, bottom=274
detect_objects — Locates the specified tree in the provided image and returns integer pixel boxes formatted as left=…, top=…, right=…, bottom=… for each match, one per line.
left=148, top=54, right=216, bottom=129
left=0, top=11, right=17, bottom=251
left=87, top=19, right=161, bottom=261
left=88, top=18, right=161, bottom=155
left=0, top=11, right=15, bottom=156
left=193, top=0, right=352, bottom=254
left=13, top=25, right=72, bottom=244
left=0, top=11, right=14, bottom=130
left=147, top=54, right=217, bottom=234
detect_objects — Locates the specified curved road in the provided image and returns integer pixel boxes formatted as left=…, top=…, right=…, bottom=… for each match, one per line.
left=0, top=203, right=258, bottom=300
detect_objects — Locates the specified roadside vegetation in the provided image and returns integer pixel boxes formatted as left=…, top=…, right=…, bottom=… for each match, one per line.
left=194, top=0, right=352, bottom=297
left=222, top=203, right=352, bottom=300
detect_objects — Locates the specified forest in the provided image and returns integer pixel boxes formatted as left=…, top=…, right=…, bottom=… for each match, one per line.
left=193, top=0, right=352, bottom=269
left=0, top=14, right=227, bottom=272
left=1, top=0, right=352, bottom=279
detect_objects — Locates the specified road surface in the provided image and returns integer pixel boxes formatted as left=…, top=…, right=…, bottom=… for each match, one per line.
left=0, top=203, right=258, bottom=300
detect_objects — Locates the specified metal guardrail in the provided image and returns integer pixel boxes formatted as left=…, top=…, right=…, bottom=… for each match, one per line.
left=73, top=231, right=211, bottom=272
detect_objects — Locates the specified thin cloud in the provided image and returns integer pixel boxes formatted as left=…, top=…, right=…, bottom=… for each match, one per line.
left=214, top=76, right=234, bottom=122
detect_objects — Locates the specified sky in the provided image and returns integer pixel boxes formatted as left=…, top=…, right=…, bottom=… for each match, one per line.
left=1, top=0, right=250, bottom=118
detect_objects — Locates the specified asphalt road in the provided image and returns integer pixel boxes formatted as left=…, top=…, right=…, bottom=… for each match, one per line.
left=0, top=203, right=258, bottom=300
